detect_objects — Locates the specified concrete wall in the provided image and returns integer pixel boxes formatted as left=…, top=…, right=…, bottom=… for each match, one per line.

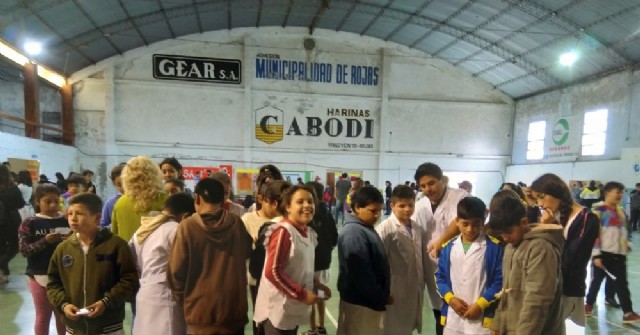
left=507, top=68, right=640, bottom=187
left=0, top=77, right=62, bottom=136
left=68, top=28, right=514, bottom=202
left=0, top=130, right=78, bottom=178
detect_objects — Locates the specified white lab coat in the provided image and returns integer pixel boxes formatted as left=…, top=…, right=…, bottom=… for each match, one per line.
left=443, top=237, right=489, bottom=335
left=129, top=221, right=186, bottom=335
left=376, top=215, right=428, bottom=335
left=412, top=187, right=468, bottom=309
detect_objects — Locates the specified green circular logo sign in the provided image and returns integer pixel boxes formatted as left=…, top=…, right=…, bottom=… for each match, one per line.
left=552, top=119, right=570, bottom=146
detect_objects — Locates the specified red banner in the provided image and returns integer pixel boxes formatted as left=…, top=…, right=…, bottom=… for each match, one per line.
left=182, top=165, right=233, bottom=181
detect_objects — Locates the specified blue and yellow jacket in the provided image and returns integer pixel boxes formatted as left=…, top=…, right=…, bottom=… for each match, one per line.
left=435, top=234, right=503, bottom=328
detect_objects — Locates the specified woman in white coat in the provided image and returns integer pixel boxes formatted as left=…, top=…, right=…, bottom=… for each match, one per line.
left=376, top=185, right=429, bottom=335
left=129, top=192, right=195, bottom=335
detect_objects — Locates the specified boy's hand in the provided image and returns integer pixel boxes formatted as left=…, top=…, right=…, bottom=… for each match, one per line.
left=387, top=295, right=394, bottom=305
left=86, top=300, right=106, bottom=318
left=63, top=304, right=80, bottom=320
left=593, top=258, right=605, bottom=269
left=450, top=297, right=469, bottom=316
left=428, top=242, right=443, bottom=259
left=463, top=303, right=482, bottom=320
left=302, top=290, right=320, bottom=305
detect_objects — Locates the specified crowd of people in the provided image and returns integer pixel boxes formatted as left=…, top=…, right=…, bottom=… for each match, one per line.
left=0, top=158, right=639, bottom=335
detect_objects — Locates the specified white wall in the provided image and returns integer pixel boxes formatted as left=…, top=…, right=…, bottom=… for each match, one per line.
left=66, top=28, right=514, bottom=200
left=0, top=130, right=78, bottom=178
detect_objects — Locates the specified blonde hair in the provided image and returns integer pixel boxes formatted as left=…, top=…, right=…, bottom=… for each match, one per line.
left=122, top=156, right=165, bottom=212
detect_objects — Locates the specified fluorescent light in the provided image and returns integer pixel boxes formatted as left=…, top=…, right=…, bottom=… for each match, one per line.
left=0, top=40, right=29, bottom=66
left=37, top=65, right=66, bottom=87
left=559, top=51, right=578, bottom=66
left=24, top=41, right=42, bottom=56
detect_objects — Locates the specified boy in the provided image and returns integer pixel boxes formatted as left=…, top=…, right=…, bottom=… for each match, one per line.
left=487, top=190, right=564, bottom=335
left=100, top=163, right=125, bottom=229
left=376, top=185, right=427, bottom=335
left=47, top=193, right=138, bottom=335
left=61, top=174, right=87, bottom=210
left=337, top=186, right=390, bottom=335
left=209, top=171, right=244, bottom=217
left=83, top=169, right=96, bottom=194
left=164, top=177, right=185, bottom=195
left=585, top=181, right=640, bottom=323
left=167, top=178, right=252, bottom=335
left=435, top=197, right=503, bottom=335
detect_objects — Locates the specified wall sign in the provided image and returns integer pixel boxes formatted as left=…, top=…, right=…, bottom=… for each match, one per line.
left=153, top=54, right=241, bottom=84
left=545, top=115, right=581, bottom=161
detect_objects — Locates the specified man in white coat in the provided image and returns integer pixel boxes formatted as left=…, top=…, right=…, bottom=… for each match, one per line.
left=376, top=185, right=429, bottom=335
left=411, top=162, right=469, bottom=335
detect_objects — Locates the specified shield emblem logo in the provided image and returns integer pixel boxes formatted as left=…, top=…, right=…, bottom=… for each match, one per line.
left=255, top=106, right=284, bottom=144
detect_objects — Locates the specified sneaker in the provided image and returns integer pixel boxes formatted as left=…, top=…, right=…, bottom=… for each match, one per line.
left=317, top=327, right=327, bottom=335
left=623, top=312, right=640, bottom=324
left=605, top=297, right=621, bottom=308
left=585, top=304, right=593, bottom=317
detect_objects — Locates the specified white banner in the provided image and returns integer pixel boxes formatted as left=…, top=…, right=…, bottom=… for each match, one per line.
left=545, top=115, right=581, bottom=161
left=252, top=93, right=379, bottom=151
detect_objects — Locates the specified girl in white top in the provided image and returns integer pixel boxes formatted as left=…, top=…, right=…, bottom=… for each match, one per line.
left=129, top=192, right=195, bottom=335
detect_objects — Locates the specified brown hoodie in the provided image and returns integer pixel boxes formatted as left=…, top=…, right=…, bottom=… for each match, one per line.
left=167, top=209, right=252, bottom=334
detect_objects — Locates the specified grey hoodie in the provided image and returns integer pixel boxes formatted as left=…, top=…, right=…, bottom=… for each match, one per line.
left=491, top=223, right=565, bottom=335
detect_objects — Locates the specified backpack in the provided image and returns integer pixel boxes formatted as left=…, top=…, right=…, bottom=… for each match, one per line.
left=248, top=221, right=275, bottom=282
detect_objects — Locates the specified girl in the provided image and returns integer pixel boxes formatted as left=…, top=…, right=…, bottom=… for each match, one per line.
left=253, top=185, right=332, bottom=335
left=244, top=180, right=288, bottom=335
left=529, top=173, right=600, bottom=327
left=18, top=184, right=68, bottom=335
left=248, top=164, right=284, bottom=212
left=159, top=157, right=184, bottom=182
left=17, top=170, right=34, bottom=220
left=130, top=192, right=195, bottom=335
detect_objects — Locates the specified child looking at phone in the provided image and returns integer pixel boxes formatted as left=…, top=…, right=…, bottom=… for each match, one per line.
left=18, top=184, right=70, bottom=335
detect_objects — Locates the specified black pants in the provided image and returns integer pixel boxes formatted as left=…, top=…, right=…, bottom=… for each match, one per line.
left=586, top=253, right=633, bottom=313
left=630, top=208, right=640, bottom=231
left=433, top=309, right=443, bottom=335
left=0, top=219, right=20, bottom=275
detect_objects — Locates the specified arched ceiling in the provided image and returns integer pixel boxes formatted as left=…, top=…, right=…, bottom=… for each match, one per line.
left=1, top=0, right=639, bottom=98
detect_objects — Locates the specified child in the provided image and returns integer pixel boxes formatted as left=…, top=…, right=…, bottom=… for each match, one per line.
left=167, top=178, right=252, bottom=335
left=47, top=193, right=138, bottom=335
left=210, top=171, right=245, bottom=217
left=376, top=185, right=427, bottom=335
left=243, top=182, right=284, bottom=335
left=163, top=178, right=185, bottom=195
left=435, top=197, right=503, bottom=335
left=585, top=181, right=640, bottom=323
left=337, top=186, right=390, bottom=335
left=100, top=163, right=126, bottom=229
left=130, top=192, right=195, bottom=335
left=83, top=169, right=96, bottom=194
left=61, top=174, right=86, bottom=210
left=18, top=184, right=68, bottom=335
left=254, top=184, right=332, bottom=335
left=306, top=181, right=338, bottom=335
left=487, top=190, right=564, bottom=335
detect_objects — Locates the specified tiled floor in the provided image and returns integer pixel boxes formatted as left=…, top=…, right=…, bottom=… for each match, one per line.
left=2, top=231, right=640, bottom=335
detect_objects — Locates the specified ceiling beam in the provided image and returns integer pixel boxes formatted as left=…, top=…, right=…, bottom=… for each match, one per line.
left=282, top=0, right=294, bottom=28
left=309, top=0, right=330, bottom=35
left=256, top=0, right=264, bottom=28
left=431, top=2, right=515, bottom=57
left=71, top=0, right=123, bottom=55
left=156, top=0, right=177, bottom=39
left=335, top=0, right=358, bottom=31
left=192, top=0, right=203, bottom=33
left=18, top=0, right=94, bottom=67
left=360, top=0, right=395, bottom=36
left=384, top=0, right=434, bottom=41
left=115, top=0, right=149, bottom=46
left=227, top=0, right=232, bottom=30
left=409, top=0, right=480, bottom=49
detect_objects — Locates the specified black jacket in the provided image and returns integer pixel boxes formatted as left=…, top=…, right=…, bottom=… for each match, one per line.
left=562, top=208, right=600, bottom=297
left=309, top=205, right=337, bottom=271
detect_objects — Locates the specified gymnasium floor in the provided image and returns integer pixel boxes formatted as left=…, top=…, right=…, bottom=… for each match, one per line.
left=2, top=231, right=640, bottom=335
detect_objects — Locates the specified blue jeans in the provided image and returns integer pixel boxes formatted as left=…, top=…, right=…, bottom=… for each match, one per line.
left=334, top=200, right=346, bottom=224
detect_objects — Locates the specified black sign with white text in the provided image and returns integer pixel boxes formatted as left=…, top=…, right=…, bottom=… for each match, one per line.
left=153, top=54, right=241, bottom=84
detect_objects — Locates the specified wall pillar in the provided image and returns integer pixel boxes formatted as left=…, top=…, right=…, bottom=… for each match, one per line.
left=23, top=62, right=40, bottom=139
left=60, top=83, right=74, bottom=145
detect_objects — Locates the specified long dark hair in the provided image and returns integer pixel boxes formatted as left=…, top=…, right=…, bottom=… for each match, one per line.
left=530, top=173, right=574, bottom=227
left=0, top=165, right=11, bottom=191
left=17, top=170, right=33, bottom=187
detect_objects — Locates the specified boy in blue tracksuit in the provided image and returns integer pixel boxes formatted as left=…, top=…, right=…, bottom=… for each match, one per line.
left=435, top=197, right=503, bottom=335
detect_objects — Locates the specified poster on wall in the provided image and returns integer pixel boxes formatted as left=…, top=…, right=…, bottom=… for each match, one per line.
left=545, top=116, right=581, bottom=161
left=182, top=165, right=233, bottom=190
left=282, top=171, right=312, bottom=185
left=252, top=94, right=379, bottom=152
left=236, top=169, right=259, bottom=196
left=7, top=158, right=40, bottom=181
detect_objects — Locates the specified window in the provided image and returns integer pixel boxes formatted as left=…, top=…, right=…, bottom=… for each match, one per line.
left=582, top=109, right=608, bottom=156
left=526, top=121, right=546, bottom=160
